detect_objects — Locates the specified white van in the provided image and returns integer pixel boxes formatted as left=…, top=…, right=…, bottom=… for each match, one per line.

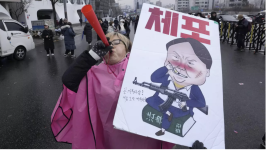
left=0, top=5, right=35, bottom=60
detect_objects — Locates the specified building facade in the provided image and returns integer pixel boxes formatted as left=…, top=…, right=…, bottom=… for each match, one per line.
left=175, top=0, right=189, bottom=11
left=225, top=0, right=248, bottom=8
left=188, top=0, right=213, bottom=11
left=3, top=0, right=86, bottom=29
left=134, top=0, right=149, bottom=10
left=164, top=4, right=175, bottom=10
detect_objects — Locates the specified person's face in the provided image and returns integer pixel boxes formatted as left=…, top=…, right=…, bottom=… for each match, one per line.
left=99, top=20, right=102, bottom=24
left=104, top=36, right=127, bottom=65
left=212, top=13, right=216, bottom=17
left=165, top=42, right=210, bottom=88
left=44, top=25, right=48, bottom=29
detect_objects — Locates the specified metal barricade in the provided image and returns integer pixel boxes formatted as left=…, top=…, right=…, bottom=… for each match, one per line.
left=219, top=21, right=265, bottom=54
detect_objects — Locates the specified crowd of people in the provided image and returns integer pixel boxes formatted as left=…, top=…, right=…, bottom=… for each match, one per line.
left=42, top=18, right=77, bottom=58
left=42, top=15, right=141, bottom=58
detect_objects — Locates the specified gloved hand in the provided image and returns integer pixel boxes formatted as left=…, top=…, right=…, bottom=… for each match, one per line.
left=91, top=38, right=113, bottom=58
left=190, top=140, right=206, bottom=149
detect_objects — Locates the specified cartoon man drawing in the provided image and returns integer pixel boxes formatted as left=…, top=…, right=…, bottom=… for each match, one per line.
left=146, top=38, right=212, bottom=136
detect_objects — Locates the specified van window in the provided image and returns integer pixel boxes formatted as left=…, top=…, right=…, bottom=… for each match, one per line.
left=0, top=21, right=6, bottom=31
left=5, top=22, right=25, bottom=32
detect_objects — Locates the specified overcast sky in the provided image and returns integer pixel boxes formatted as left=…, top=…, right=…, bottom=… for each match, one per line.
left=117, top=0, right=176, bottom=8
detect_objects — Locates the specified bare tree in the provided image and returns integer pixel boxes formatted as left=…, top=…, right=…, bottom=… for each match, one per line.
left=11, top=0, right=31, bottom=21
left=50, top=0, right=59, bottom=27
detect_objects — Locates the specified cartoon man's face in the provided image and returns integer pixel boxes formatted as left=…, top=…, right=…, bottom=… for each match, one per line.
left=165, top=42, right=210, bottom=88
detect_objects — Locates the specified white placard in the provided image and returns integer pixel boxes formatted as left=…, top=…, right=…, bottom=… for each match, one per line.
left=113, top=3, right=224, bottom=149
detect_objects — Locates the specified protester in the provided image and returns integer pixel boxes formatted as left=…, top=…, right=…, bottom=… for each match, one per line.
left=79, top=18, right=83, bottom=26
left=127, top=18, right=131, bottom=26
left=61, top=22, right=76, bottom=58
left=210, top=12, right=219, bottom=23
left=51, top=32, right=206, bottom=149
left=107, top=21, right=115, bottom=33
left=119, top=19, right=127, bottom=36
left=104, top=19, right=108, bottom=26
left=235, top=14, right=248, bottom=51
left=83, top=21, right=92, bottom=45
left=134, top=15, right=139, bottom=33
left=123, top=19, right=130, bottom=39
left=114, top=18, right=119, bottom=29
left=42, top=23, right=54, bottom=56
left=97, top=18, right=108, bottom=41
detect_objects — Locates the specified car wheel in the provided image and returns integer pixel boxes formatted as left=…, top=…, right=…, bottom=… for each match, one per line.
left=13, top=47, right=26, bottom=61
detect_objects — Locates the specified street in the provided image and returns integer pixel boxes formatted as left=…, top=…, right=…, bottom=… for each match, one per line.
left=0, top=24, right=264, bottom=149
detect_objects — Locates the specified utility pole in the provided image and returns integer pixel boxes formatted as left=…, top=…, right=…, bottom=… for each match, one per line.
left=63, top=0, right=68, bottom=19
left=260, top=0, right=264, bottom=10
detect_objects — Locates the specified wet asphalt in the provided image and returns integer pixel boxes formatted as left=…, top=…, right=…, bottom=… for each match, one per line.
left=0, top=24, right=264, bottom=149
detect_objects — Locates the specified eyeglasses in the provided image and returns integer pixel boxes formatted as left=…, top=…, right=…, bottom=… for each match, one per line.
left=110, top=39, right=126, bottom=48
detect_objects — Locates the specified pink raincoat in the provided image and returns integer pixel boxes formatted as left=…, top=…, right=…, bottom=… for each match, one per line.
left=51, top=54, right=174, bottom=148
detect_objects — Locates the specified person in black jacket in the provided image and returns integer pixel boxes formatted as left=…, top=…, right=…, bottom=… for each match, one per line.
left=84, top=21, right=92, bottom=45
left=114, top=18, right=119, bottom=29
left=104, top=19, right=108, bottom=26
left=210, top=12, right=219, bottom=23
left=235, top=14, right=248, bottom=51
left=124, top=19, right=130, bottom=39
left=42, top=24, right=54, bottom=56
left=97, top=18, right=108, bottom=41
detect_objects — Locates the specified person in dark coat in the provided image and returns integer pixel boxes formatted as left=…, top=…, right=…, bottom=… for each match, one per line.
left=210, top=12, right=219, bottom=23
left=114, top=18, right=119, bottom=27
left=113, top=18, right=120, bottom=31
left=235, top=14, right=248, bottom=51
left=124, top=19, right=130, bottom=39
left=134, top=15, right=139, bottom=34
left=61, top=22, right=76, bottom=58
left=97, top=19, right=108, bottom=41
left=42, top=24, right=54, bottom=56
left=104, top=19, right=108, bottom=26
left=210, top=12, right=220, bottom=30
left=83, top=21, right=92, bottom=45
